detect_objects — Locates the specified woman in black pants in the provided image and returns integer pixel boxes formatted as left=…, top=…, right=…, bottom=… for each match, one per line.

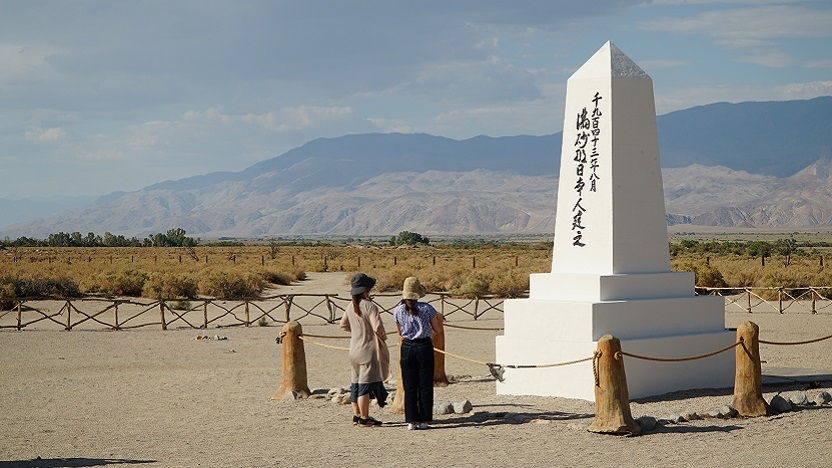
left=394, top=277, right=442, bottom=430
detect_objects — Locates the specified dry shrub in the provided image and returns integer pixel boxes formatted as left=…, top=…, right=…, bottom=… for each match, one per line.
left=306, top=261, right=328, bottom=273
left=673, top=261, right=727, bottom=288
left=373, top=267, right=416, bottom=292
left=85, top=269, right=148, bottom=297
left=489, top=271, right=529, bottom=298
left=142, top=272, right=198, bottom=299
left=13, top=275, right=81, bottom=298
left=169, top=299, right=192, bottom=311
left=0, top=281, right=16, bottom=310
left=452, top=272, right=492, bottom=298
left=260, top=270, right=294, bottom=286
left=199, top=270, right=263, bottom=299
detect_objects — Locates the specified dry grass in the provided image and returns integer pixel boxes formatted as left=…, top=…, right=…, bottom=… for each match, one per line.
left=0, top=244, right=549, bottom=301
left=3, top=243, right=832, bottom=303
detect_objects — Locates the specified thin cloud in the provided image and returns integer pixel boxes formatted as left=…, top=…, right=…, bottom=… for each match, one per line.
left=641, top=5, right=832, bottom=48
left=24, top=126, right=66, bottom=143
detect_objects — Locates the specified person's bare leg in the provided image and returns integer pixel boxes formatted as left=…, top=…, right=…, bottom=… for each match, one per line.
left=358, top=394, right=370, bottom=418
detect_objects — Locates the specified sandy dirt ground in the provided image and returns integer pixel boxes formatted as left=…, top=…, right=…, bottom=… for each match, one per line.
left=2, top=272, right=832, bottom=467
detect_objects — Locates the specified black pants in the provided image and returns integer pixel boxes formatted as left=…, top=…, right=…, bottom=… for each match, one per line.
left=400, top=338, right=434, bottom=423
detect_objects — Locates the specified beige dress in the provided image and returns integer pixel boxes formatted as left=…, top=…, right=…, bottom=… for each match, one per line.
left=339, top=299, right=391, bottom=384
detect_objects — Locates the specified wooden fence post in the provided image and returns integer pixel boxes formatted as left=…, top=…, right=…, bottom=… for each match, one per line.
left=812, top=289, right=817, bottom=314
left=433, top=313, right=449, bottom=386
left=16, top=301, right=22, bottom=331
left=732, top=321, right=769, bottom=417
left=325, top=295, right=335, bottom=323
left=113, top=302, right=120, bottom=330
left=587, top=334, right=640, bottom=436
left=245, top=301, right=250, bottom=326
left=747, top=290, right=752, bottom=313
left=159, top=301, right=167, bottom=330
left=285, top=296, right=293, bottom=322
left=390, top=335, right=405, bottom=414
left=203, top=301, right=209, bottom=330
left=271, top=321, right=311, bottom=400
left=64, top=301, right=71, bottom=331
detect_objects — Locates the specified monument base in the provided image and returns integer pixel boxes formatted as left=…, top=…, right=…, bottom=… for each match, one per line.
left=495, top=295, right=735, bottom=400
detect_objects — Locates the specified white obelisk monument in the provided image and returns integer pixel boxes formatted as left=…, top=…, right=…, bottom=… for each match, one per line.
left=495, top=42, right=734, bottom=400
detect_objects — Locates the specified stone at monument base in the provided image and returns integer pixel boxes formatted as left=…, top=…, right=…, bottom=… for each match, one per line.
left=496, top=329, right=735, bottom=401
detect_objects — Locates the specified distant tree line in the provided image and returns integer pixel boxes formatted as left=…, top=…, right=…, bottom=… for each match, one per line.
left=669, top=238, right=827, bottom=264
left=1, top=228, right=198, bottom=248
left=389, top=231, right=430, bottom=246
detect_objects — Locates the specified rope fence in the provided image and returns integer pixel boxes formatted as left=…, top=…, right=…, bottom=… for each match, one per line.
left=288, top=317, right=832, bottom=387
left=279, top=317, right=832, bottom=434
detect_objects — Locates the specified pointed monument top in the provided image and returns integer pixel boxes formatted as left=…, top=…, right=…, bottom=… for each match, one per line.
left=571, top=41, right=648, bottom=80
left=552, top=40, right=667, bottom=275
left=608, top=42, right=647, bottom=77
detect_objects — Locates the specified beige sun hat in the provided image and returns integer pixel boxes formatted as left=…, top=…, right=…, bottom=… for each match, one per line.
left=402, top=276, right=427, bottom=300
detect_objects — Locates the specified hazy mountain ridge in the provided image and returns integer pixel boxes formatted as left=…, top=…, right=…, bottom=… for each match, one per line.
left=2, top=97, right=832, bottom=238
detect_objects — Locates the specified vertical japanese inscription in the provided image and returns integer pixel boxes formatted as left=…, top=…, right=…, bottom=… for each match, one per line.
left=571, top=92, right=602, bottom=247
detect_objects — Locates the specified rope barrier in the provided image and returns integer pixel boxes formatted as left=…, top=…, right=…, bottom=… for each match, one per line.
left=443, top=323, right=505, bottom=331
left=300, top=332, right=350, bottom=339
left=430, top=347, right=597, bottom=382
left=296, top=334, right=399, bottom=350
left=298, top=335, right=350, bottom=351
left=617, top=341, right=741, bottom=362
left=759, top=332, right=832, bottom=346
left=281, top=323, right=830, bottom=386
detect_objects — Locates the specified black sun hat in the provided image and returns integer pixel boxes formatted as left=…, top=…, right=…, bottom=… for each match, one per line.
left=350, top=273, right=376, bottom=296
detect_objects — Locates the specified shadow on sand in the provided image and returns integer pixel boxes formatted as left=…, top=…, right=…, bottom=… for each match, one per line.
left=0, top=458, right=155, bottom=468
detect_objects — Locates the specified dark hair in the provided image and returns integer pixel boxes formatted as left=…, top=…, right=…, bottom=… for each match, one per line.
left=402, top=298, right=418, bottom=315
left=352, top=294, right=363, bottom=317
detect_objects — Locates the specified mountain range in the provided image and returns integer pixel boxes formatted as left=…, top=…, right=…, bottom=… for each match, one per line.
left=2, top=96, right=831, bottom=239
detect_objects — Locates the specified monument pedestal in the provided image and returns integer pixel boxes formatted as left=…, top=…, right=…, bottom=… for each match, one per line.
left=495, top=42, right=733, bottom=400
left=496, top=272, right=734, bottom=400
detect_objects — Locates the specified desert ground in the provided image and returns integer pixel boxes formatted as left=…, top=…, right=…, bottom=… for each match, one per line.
left=2, top=272, right=832, bottom=467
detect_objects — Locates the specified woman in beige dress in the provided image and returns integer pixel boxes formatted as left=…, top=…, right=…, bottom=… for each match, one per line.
left=340, top=273, right=390, bottom=427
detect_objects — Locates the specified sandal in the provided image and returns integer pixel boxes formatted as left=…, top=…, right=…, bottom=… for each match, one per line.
left=352, top=415, right=361, bottom=425
left=358, top=417, right=382, bottom=427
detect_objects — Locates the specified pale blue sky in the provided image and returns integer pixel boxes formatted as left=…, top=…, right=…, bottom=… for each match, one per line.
left=2, top=0, right=830, bottom=198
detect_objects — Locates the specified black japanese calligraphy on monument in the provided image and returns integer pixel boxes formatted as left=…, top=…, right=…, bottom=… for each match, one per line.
left=571, top=92, right=602, bottom=247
